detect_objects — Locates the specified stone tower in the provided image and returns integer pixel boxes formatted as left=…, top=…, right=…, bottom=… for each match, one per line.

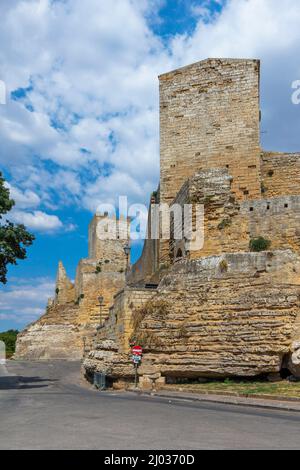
left=88, top=214, right=130, bottom=272
left=159, top=58, right=261, bottom=206
left=159, top=58, right=262, bottom=262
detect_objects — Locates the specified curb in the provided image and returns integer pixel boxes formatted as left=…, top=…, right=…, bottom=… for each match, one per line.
left=127, top=389, right=300, bottom=413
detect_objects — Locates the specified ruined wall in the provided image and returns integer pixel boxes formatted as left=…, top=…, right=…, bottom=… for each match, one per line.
left=16, top=215, right=127, bottom=360
left=241, top=196, right=300, bottom=254
left=170, top=169, right=300, bottom=262
left=88, top=215, right=129, bottom=272
left=261, top=152, right=300, bottom=198
left=126, top=193, right=160, bottom=287
left=74, top=259, right=126, bottom=325
left=92, top=287, right=156, bottom=353
left=55, top=261, right=75, bottom=305
left=170, top=168, right=249, bottom=261
left=132, top=251, right=300, bottom=379
left=83, top=287, right=157, bottom=377
left=159, top=58, right=261, bottom=262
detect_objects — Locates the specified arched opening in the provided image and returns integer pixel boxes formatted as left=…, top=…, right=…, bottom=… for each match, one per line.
left=176, top=248, right=183, bottom=259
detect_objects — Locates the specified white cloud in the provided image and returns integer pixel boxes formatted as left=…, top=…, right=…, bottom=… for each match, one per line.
left=5, top=183, right=40, bottom=209
left=0, top=0, right=170, bottom=214
left=0, top=0, right=299, bottom=222
left=0, top=277, right=54, bottom=327
left=170, top=0, right=300, bottom=151
left=10, top=210, right=63, bottom=232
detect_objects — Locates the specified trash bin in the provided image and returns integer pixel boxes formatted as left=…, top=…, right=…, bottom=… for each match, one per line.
left=93, top=372, right=106, bottom=390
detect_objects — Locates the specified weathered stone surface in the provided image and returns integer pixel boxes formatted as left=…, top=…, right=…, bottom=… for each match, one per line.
left=159, top=58, right=261, bottom=263
left=287, top=342, right=300, bottom=377
left=85, top=251, right=300, bottom=381
left=131, top=251, right=300, bottom=379
left=55, top=261, right=75, bottom=305
left=15, top=324, right=83, bottom=360
left=83, top=286, right=157, bottom=379
left=261, top=152, right=300, bottom=198
left=16, top=58, right=300, bottom=383
left=15, top=215, right=128, bottom=360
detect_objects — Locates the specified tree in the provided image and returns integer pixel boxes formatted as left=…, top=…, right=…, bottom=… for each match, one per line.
left=0, top=330, right=19, bottom=357
left=0, top=173, right=35, bottom=284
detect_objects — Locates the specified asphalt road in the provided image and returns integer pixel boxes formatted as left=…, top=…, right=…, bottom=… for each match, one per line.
left=0, top=360, right=300, bottom=450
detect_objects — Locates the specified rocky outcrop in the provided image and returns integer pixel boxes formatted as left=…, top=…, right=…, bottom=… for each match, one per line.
left=15, top=324, right=83, bottom=360
left=15, top=303, right=85, bottom=360
left=287, top=342, right=300, bottom=377
left=83, top=340, right=133, bottom=381
left=84, top=250, right=300, bottom=383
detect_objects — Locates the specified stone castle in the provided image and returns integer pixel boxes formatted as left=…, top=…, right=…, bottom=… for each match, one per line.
left=16, top=59, right=300, bottom=388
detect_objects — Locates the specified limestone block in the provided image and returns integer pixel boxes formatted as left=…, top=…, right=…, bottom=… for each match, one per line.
left=139, top=375, right=154, bottom=391
left=155, top=377, right=166, bottom=390
left=288, top=341, right=300, bottom=377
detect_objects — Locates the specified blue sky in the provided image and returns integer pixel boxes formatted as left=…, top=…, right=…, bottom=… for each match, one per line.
left=0, top=0, right=300, bottom=331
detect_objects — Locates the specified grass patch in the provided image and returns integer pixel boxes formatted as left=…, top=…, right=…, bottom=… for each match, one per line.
left=163, top=380, right=300, bottom=399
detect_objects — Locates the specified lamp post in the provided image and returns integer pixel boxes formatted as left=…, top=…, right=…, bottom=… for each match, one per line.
left=124, top=243, right=131, bottom=271
left=98, top=295, right=104, bottom=328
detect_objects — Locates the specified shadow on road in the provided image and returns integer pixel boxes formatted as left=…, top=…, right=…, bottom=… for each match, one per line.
left=0, top=376, right=57, bottom=391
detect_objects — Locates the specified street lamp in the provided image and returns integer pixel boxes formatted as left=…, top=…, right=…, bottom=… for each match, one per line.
left=98, top=295, right=104, bottom=328
left=124, top=243, right=131, bottom=270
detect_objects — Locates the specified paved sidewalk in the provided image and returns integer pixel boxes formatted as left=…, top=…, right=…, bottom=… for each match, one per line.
left=129, top=389, right=300, bottom=413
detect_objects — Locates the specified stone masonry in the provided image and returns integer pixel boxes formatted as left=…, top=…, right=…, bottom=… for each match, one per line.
left=15, top=215, right=128, bottom=360
left=16, top=58, right=300, bottom=383
left=83, top=58, right=300, bottom=386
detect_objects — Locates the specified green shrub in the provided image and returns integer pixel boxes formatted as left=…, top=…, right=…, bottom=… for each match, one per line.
left=249, top=237, right=271, bottom=252
left=0, top=330, right=19, bottom=357
left=219, top=259, right=228, bottom=272
left=218, top=218, right=232, bottom=230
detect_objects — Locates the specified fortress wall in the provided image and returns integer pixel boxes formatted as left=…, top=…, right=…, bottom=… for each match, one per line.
left=261, top=152, right=300, bottom=197
left=159, top=59, right=261, bottom=206
left=170, top=169, right=300, bottom=261
left=75, top=259, right=126, bottom=325
left=159, top=58, right=261, bottom=262
left=112, top=288, right=156, bottom=354
left=241, top=196, right=300, bottom=254
left=170, top=169, right=249, bottom=260
left=83, top=287, right=157, bottom=377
